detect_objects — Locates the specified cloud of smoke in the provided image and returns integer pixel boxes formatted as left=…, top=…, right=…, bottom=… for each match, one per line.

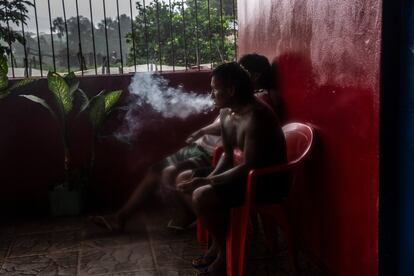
left=114, top=72, right=214, bottom=143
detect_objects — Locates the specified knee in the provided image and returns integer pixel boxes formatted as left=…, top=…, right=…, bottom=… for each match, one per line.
left=162, top=165, right=177, bottom=184
left=163, top=165, right=176, bottom=175
left=175, top=170, right=194, bottom=187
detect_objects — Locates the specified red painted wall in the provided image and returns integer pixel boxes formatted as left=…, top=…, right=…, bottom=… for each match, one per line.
left=237, top=0, right=381, bottom=275
left=0, top=71, right=215, bottom=214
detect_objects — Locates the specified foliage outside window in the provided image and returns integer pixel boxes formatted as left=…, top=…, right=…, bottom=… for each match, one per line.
left=3, top=0, right=236, bottom=75
left=0, top=0, right=33, bottom=56
left=127, top=0, right=236, bottom=68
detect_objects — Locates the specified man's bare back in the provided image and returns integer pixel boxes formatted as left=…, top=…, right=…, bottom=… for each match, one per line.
left=221, top=99, right=286, bottom=168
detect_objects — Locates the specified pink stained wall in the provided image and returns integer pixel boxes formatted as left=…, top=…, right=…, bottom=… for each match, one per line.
left=237, top=0, right=381, bottom=275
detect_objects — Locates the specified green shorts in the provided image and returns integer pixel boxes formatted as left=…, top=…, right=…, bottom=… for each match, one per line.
left=162, top=143, right=212, bottom=169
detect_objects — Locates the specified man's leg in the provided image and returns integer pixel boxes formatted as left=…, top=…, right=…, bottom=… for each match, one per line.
left=90, top=165, right=163, bottom=231
left=115, top=165, right=164, bottom=223
left=192, top=185, right=229, bottom=271
left=168, top=170, right=197, bottom=228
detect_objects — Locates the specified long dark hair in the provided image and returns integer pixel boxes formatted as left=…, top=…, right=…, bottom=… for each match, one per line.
left=212, top=62, right=254, bottom=102
left=239, top=53, right=275, bottom=90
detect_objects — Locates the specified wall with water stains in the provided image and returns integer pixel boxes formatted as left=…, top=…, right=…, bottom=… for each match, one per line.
left=237, top=0, right=381, bottom=274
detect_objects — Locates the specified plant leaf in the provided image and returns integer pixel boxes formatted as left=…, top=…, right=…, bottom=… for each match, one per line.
left=19, top=94, right=58, bottom=120
left=104, top=90, right=122, bottom=114
left=74, top=88, right=90, bottom=117
left=89, top=94, right=105, bottom=131
left=0, top=75, right=8, bottom=92
left=64, top=72, right=80, bottom=95
left=47, top=72, right=72, bottom=114
left=0, top=56, right=8, bottom=91
left=5, top=77, right=35, bottom=93
left=0, top=55, right=8, bottom=76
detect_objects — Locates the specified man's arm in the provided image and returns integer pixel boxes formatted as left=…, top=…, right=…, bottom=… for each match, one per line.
left=207, top=114, right=260, bottom=186
left=176, top=110, right=232, bottom=193
left=185, top=115, right=221, bottom=144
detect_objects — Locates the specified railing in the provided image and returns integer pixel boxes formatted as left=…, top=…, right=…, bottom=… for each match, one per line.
left=3, top=0, right=237, bottom=78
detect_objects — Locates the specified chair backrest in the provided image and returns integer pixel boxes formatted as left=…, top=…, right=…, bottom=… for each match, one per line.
left=230, top=122, right=313, bottom=167
left=282, top=123, right=314, bottom=165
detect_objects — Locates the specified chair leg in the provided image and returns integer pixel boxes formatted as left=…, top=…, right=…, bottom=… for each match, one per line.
left=226, top=207, right=249, bottom=276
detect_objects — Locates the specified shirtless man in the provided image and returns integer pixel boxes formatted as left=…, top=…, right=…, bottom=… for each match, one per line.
left=177, top=62, right=287, bottom=274
left=90, top=54, right=280, bottom=232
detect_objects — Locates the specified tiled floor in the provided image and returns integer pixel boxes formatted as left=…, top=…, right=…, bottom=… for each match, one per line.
left=0, top=210, right=322, bottom=276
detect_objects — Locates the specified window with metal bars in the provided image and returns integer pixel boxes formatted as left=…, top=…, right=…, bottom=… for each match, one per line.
left=2, top=0, right=237, bottom=78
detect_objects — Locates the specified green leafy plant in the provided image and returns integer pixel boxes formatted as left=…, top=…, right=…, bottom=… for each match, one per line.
left=0, top=55, right=35, bottom=100
left=20, top=71, right=122, bottom=189
left=84, top=88, right=122, bottom=168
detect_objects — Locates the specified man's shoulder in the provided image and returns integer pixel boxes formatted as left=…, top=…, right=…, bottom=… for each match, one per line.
left=219, top=108, right=232, bottom=116
left=250, top=101, right=279, bottom=124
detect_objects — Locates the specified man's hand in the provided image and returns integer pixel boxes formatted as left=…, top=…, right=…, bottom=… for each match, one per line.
left=185, top=129, right=204, bottom=144
left=176, top=177, right=211, bottom=193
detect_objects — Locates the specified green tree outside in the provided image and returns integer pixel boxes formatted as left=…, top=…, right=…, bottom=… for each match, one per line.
left=127, top=0, right=236, bottom=68
left=3, top=0, right=236, bottom=74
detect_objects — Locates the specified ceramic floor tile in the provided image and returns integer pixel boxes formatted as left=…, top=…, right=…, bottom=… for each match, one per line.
left=158, top=268, right=200, bottom=276
left=82, top=229, right=149, bottom=249
left=0, top=235, right=13, bottom=260
left=151, top=240, right=204, bottom=270
left=107, top=271, right=159, bottom=276
left=84, top=213, right=147, bottom=235
left=9, top=230, right=82, bottom=257
left=147, top=227, right=196, bottom=243
left=0, top=251, right=78, bottom=276
left=144, top=211, right=196, bottom=243
left=0, top=213, right=322, bottom=276
left=79, top=243, right=155, bottom=275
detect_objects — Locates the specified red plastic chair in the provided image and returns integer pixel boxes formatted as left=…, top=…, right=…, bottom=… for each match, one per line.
left=197, top=122, right=314, bottom=276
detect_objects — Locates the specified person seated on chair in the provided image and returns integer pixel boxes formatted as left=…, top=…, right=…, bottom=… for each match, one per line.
left=173, top=53, right=283, bottom=228
left=176, top=62, right=288, bottom=274
left=238, top=53, right=284, bottom=121
left=89, top=117, right=221, bottom=232
left=89, top=53, right=280, bottom=232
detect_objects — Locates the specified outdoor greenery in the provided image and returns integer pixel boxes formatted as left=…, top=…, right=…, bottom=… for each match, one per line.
left=3, top=0, right=236, bottom=73
left=0, top=55, right=34, bottom=100
left=0, top=0, right=32, bottom=56
left=127, top=0, right=236, bottom=67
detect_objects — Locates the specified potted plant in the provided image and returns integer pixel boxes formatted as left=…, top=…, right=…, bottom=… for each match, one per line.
left=19, top=70, right=122, bottom=216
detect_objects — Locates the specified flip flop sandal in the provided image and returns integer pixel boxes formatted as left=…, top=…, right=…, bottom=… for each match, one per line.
left=88, top=216, right=114, bottom=231
left=167, top=219, right=197, bottom=231
left=191, top=255, right=216, bottom=269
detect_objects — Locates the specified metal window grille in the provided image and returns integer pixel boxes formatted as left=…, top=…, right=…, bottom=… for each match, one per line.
left=3, top=0, right=237, bottom=78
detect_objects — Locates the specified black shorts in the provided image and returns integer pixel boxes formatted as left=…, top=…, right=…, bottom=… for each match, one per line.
left=212, top=171, right=291, bottom=208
